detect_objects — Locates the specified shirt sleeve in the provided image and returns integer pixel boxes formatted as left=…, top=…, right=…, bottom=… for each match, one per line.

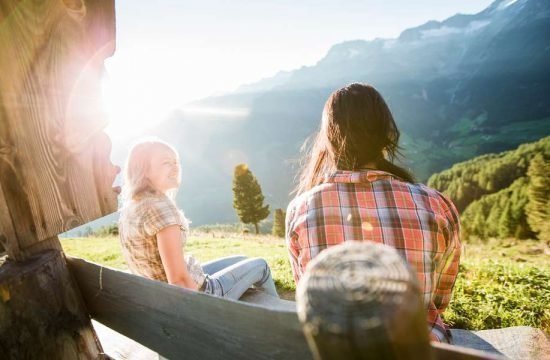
left=143, top=197, right=184, bottom=237
left=432, top=193, right=462, bottom=313
left=285, top=200, right=302, bottom=284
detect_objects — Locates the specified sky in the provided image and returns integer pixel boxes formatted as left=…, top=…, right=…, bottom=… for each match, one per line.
left=102, top=0, right=495, bottom=141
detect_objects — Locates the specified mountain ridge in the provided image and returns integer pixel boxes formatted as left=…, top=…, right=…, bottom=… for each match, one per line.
left=120, top=0, right=550, bottom=226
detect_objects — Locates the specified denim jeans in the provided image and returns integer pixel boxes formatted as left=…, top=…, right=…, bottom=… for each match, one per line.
left=201, top=255, right=278, bottom=300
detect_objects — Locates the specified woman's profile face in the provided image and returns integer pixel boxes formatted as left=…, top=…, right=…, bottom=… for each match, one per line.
left=147, top=145, right=181, bottom=193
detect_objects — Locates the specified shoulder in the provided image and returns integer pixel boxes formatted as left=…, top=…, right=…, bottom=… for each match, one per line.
left=286, top=183, right=337, bottom=222
left=288, top=183, right=334, bottom=207
left=122, top=194, right=172, bottom=215
left=130, top=194, right=182, bottom=224
left=410, top=183, right=460, bottom=223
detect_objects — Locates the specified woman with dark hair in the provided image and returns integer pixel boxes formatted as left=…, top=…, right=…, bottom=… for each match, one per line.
left=286, top=83, right=461, bottom=343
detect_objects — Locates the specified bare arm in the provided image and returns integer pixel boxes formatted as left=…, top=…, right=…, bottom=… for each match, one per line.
left=157, top=225, right=199, bottom=290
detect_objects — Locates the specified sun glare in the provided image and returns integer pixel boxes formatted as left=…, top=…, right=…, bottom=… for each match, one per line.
left=101, top=60, right=252, bottom=147
left=99, top=45, right=251, bottom=146
left=101, top=71, right=172, bottom=144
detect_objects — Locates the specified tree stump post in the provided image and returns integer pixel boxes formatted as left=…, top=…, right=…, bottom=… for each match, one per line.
left=0, top=251, right=104, bottom=358
left=296, top=241, right=434, bottom=360
left=0, top=0, right=118, bottom=357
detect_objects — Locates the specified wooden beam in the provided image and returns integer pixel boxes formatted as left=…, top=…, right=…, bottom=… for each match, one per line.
left=67, top=257, right=505, bottom=360
left=0, top=0, right=118, bottom=258
left=0, top=1, right=117, bottom=357
left=67, top=256, right=313, bottom=360
left=432, top=343, right=507, bottom=360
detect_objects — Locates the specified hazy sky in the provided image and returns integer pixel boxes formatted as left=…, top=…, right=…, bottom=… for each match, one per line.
left=102, top=0, right=495, bottom=139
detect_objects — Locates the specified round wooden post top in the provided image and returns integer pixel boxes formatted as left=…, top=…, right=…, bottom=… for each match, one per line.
left=296, top=241, right=433, bottom=360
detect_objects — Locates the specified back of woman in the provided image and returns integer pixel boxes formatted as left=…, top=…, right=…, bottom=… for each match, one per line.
left=285, top=83, right=461, bottom=343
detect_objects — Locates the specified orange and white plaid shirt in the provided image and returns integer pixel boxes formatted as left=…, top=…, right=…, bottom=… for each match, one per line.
left=286, top=170, right=461, bottom=342
left=118, top=193, right=205, bottom=286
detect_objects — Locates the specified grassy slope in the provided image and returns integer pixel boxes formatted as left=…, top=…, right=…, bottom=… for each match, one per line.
left=62, top=235, right=549, bottom=332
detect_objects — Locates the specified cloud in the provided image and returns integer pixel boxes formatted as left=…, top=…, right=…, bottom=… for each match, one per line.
left=421, top=20, right=491, bottom=39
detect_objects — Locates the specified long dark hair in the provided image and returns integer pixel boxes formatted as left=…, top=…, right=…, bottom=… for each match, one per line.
left=296, top=83, right=414, bottom=195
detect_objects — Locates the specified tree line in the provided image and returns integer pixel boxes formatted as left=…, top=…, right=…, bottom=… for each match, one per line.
left=428, top=136, right=549, bottom=240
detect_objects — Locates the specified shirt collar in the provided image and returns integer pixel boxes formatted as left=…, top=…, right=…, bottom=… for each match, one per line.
left=323, top=170, right=398, bottom=184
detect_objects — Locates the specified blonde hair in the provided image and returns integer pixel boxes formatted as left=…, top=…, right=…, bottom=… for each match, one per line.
left=121, top=137, right=179, bottom=206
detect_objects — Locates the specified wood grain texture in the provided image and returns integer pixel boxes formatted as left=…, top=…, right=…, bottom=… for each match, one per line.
left=432, top=343, right=506, bottom=360
left=296, top=241, right=433, bottom=360
left=0, top=0, right=118, bottom=257
left=0, top=250, right=104, bottom=358
left=451, top=327, right=550, bottom=360
left=68, top=257, right=504, bottom=360
left=67, top=256, right=313, bottom=360
left=0, top=182, right=20, bottom=257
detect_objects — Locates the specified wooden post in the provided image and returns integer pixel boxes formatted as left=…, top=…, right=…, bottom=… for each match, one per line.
left=296, top=241, right=434, bottom=360
left=0, top=0, right=117, bottom=357
left=0, top=251, right=104, bottom=358
left=0, top=0, right=118, bottom=260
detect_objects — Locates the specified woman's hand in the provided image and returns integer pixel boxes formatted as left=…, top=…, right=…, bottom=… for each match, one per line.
left=157, top=224, right=199, bottom=290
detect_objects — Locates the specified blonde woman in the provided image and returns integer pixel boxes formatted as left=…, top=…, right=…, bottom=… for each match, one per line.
left=118, top=138, right=278, bottom=300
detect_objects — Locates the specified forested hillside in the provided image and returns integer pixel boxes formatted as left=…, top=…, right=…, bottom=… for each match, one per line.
left=428, top=136, right=549, bottom=240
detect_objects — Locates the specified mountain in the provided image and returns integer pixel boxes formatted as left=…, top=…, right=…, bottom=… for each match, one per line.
left=143, top=0, right=550, bottom=226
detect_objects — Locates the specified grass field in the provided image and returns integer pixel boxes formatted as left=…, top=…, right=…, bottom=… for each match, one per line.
left=61, top=234, right=549, bottom=332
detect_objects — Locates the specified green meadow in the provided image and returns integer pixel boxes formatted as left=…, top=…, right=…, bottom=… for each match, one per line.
left=61, top=234, right=549, bottom=332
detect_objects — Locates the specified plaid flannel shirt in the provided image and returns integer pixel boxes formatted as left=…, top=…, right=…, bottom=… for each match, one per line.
left=286, top=170, right=461, bottom=342
left=119, top=193, right=205, bottom=286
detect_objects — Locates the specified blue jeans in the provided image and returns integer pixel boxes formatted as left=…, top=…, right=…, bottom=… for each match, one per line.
left=201, top=255, right=278, bottom=300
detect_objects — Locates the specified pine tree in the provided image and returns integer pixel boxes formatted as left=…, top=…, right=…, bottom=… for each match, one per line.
left=486, top=202, right=502, bottom=238
left=526, top=154, right=550, bottom=240
left=472, top=210, right=486, bottom=239
left=498, top=203, right=514, bottom=239
left=272, top=208, right=286, bottom=238
left=232, top=164, right=270, bottom=234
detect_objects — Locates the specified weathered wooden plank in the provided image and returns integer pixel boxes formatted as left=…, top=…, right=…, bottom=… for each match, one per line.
left=0, top=0, right=118, bottom=257
left=431, top=343, right=506, bottom=360
left=91, top=291, right=298, bottom=360
left=68, top=257, right=505, bottom=360
left=0, top=250, right=104, bottom=358
left=68, top=256, right=313, bottom=360
left=451, top=327, right=550, bottom=360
